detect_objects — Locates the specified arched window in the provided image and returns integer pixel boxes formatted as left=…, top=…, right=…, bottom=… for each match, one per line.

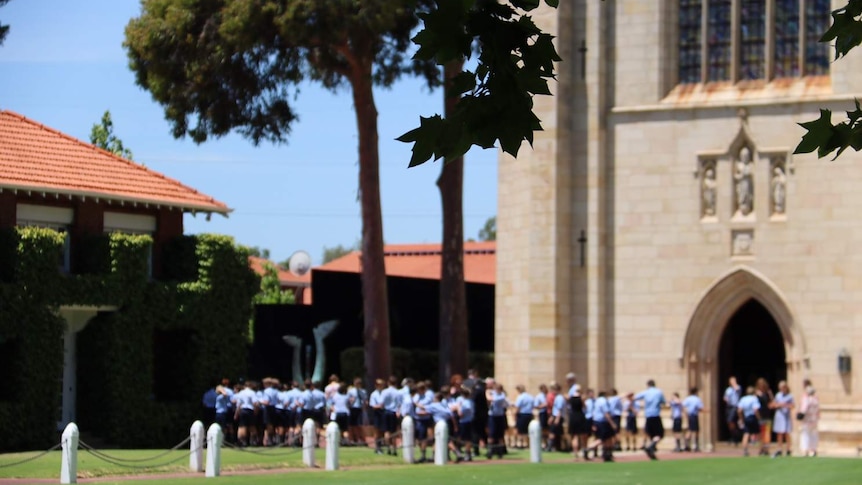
left=678, top=0, right=831, bottom=84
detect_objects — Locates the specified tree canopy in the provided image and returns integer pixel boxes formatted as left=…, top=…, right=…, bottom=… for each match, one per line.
left=90, top=110, right=134, bottom=160
left=398, top=0, right=560, bottom=166
left=795, top=0, right=862, bottom=159
left=478, top=215, right=496, bottom=241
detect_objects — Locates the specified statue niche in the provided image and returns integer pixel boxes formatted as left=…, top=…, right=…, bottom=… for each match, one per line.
left=733, top=147, right=754, bottom=217
left=701, top=160, right=717, bottom=219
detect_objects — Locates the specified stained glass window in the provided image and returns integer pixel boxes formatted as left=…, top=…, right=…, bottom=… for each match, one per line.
left=707, top=0, right=732, bottom=81
left=679, top=0, right=703, bottom=84
left=805, top=0, right=831, bottom=75
left=774, top=0, right=800, bottom=78
left=739, top=0, right=766, bottom=80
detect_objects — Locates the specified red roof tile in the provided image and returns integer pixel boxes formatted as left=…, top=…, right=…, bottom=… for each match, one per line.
left=0, top=110, right=228, bottom=213
left=248, top=256, right=311, bottom=287
left=315, top=241, right=495, bottom=285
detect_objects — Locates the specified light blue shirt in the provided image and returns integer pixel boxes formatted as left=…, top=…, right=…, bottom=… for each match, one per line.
left=738, top=395, right=760, bottom=418
left=624, top=399, right=639, bottom=416
left=551, top=394, right=566, bottom=418
left=592, top=396, right=609, bottom=423
left=382, top=386, right=401, bottom=412
left=263, top=386, right=280, bottom=407
left=608, top=396, right=622, bottom=417
left=682, top=395, right=703, bottom=416
left=515, top=392, right=534, bottom=414
left=488, top=391, right=508, bottom=417
left=330, top=393, right=350, bottom=414
left=285, top=388, right=301, bottom=410
left=670, top=400, right=682, bottom=419
left=369, top=389, right=384, bottom=408
left=426, top=402, right=452, bottom=423
left=234, top=388, right=257, bottom=411
left=302, top=389, right=326, bottom=410
left=275, top=390, right=288, bottom=410
left=773, top=392, right=794, bottom=421
left=724, top=385, right=741, bottom=407
left=457, top=396, right=474, bottom=423
left=400, top=394, right=415, bottom=418
left=584, top=398, right=594, bottom=420
left=347, top=387, right=366, bottom=409
left=215, top=392, right=230, bottom=414
left=634, top=387, right=666, bottom=418
left=533, top=392, right=547, bottom=413
left=568, top=383, right=580, bottom=397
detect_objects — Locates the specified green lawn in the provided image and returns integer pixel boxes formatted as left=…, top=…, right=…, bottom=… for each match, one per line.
left=1, top=448, right=860, bottom=485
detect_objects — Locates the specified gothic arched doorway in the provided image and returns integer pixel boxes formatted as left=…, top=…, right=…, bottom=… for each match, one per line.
left=717, top=299, right=787, bottom=441
left=682, top=267, right=806, bottom=451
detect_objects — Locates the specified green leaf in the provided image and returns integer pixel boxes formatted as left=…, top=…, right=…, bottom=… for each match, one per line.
left=397, top=115, right=445, bottom=167
left=544, top=0, right=560, bottom=7
left=795, top=109, right=836, bottom=155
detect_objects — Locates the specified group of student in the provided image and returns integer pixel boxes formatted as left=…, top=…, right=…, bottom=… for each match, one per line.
left=202, top=370, right=714, bottom=463
left=723, top=376, right=821, bottom=458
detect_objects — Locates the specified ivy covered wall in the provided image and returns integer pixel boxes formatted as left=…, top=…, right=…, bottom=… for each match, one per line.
left=0, top=227, right=258, bottom=451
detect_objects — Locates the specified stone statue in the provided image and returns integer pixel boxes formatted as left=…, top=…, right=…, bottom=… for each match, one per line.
left=771, top=166, right=786, bottom=215
left=282, top=319, right=339, bottom=384
left=734, top=147, right=754, bottom=216
left=702, top=167, right=717, bottom=217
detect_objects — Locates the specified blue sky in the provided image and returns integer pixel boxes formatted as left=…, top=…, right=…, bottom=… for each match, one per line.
left=0, top=0, right=498, bottom=265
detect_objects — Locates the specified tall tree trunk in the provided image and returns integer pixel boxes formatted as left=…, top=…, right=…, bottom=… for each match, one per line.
left=437, top=59, right=468, bottom=384
left=350, top=56, right=391, bottom=387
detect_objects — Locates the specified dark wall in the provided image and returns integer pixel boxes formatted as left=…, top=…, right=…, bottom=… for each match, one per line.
left=250, top=270, right=495, bottom=381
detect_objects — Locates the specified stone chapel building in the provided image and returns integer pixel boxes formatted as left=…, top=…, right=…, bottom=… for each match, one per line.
left=496, top=1, right=861, bottom=451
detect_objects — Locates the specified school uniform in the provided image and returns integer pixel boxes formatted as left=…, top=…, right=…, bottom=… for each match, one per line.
left=414, top=392, right=434, bottom=438
left=234, top=387, right=258, bottom=427
left=330, top=393, right=351, bottom=432
left=347, top=386, right=367, bottom=427
left=533, top=392, right=548, bottom=430
left=682, top=394, right=704, bottom=432
left=427, top=401, right=454, bottom=435
left=724, top=385, right=741, bottom=423
left=263, top=385, right=280, bottom=428
left=635, top=386, right=667, bottom=439
left=456, top=395, right=475, bottom=443
left=608, top=395, right=623, bottom=433
left=592, top=396, right=615, bottom=441
left=284, top=387, right=301, bottom=428
left=381, top=386, right=401, bottom=433
left=369, top=389, right=385, bottom=432
left=670, top=399, right=683, bottom=433
left=584, top=397, right=595, bottom=436
left=487, top=390, right=508, bottom=441
left=215, top=391, right=231, bottom=428
left=514, top=392, right=534, bottom=434
left=772, top=392, right=794, bottom=434
left=550, top=393, right=566, bottom=437
left=738, top=394, right=761, bottom=435
left=624, top=399, right=638, bottom=433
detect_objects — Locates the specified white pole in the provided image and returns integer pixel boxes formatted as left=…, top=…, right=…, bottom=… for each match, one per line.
left=433, top=420, right=448, bottom=466
left=205, top=423, right=223, bottom=478
left=325, top=422, right=340, bottom=470
left=190, top=420, right=205, bottom=472
left=60, top=422, right=79, bottom=484
left=528, top=419, right=542, bottom=463
left=401, top=416, right=415, bottom=464
left=302, top=418, right=317, bottom=468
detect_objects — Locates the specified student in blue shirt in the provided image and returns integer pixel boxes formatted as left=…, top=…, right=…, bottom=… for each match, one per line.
left=485, top=381, right=509, bottom=459
left=232, top=380, right=259, bottom=447
left=262, top=378, right=281, bottom=447
left=283, top=381, right=301, bottom=446
left=737, top=386, right=761, bottom=457
left=622, top=392, right=639, bottom=451
left=513, top=385, right=533, bottom=449
left=454, top=387, right=475, bottom=461
left=413, top=381, right=434, bottom=458
left=633, top=379, right=667, bottom=460
left=608, top=389, right=623, bottom=452
left=669, top=392, right=684, bottom=452
left=533, top=384, right=549, bottom=432
left=723, top=376, right=742, bottom=445
left=347, top=377, right=367, bottom=446
left=329, top=383, right=351, bottom=445
left=682, top=387, right=704, bottom=452
left=591, top=390, right=618, bottom=462
left=547, top=383, right=566, bottom=454
left=369, top=379, right=385, bottom=454
left=380, top=376, right=402, bottom=456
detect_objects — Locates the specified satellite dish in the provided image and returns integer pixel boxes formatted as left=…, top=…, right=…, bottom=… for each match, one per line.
left=288, top=250, right=312, bottom=276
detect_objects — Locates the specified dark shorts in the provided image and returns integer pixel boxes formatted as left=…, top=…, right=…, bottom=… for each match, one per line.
left=645, top=416, right=664, bottom=439
left=550, top=421, right=563, bottom=437
left=672, top=417, right=683, bottom=433
left=285, top=409, right=297, bottom=428
left=569, top=415, right=589, bottom=436
left=726, top=407, right=738, bottom=423
left=373, top=409, right=385, bottom=431
left=215, top=412, right=229, bottom=429
left=586, top=419, right=594, bottom=436
left=488, top=415, right=507, bottom=440
left=239, top=408, right=255, bottom=427
left=335, top=412, right=349, bottom=432
left=303, top=409, right=324, bottom=427
left=743, top=416, right=760, bottom=435
left=625, top=415, right=637, bottom=433
left=688, top=414, right=700, bottom=432
left=613, top=416, right=622, bottom=432
left=516, top=413, right=532, bottom=434
left=383, top=411, right=398, bottom=433
left=458, top=421, right=474, bottom=441
left=595, top=420, right=615, bottom=440
left=349, top=407, right=363, bottom=426
left=263, top=405, right=276, bottom=426
left=538, top=411, right=549, bottom=430
left=416, top=417, right=433, bottom=439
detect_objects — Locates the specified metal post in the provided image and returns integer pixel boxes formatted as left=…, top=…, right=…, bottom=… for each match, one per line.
left=528, top=419, right=542, bottom=463
left=205, top=423, right=223, bottom=477
left=325, top=422, right=340, bottom=470
left=60, top=422, right=79, bottom=484
left=190, top=420, right=205, bottom=472
left=434, top=420, right=448, bottom=466
left=302, top=418, right=317, bottom=467
left=401, top=416, right=415, bottom=464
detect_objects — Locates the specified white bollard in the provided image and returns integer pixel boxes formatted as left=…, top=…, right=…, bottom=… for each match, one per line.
left=190, top=420, right=205, bottom=472
left=60, top=422, right=79, bottom=484
left=302, top=418, right=317, bottom=468
left=434, top=420, right=448, bottom=466
left=401, top=416, right=415, bottom=464
left=528, top=419, right=542, bottom=463
left=325, top=422, right=340, bottom=470
left=205, top=423, right=223, bottom=478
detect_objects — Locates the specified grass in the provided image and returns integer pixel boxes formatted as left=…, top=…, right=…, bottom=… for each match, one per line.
left=1, top=447, right=860, bottom=484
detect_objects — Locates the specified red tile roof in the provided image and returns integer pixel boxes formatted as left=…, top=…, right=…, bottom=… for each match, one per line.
left=0, top=110, right=228, bottom=214
left=315, top=241, right=495, bottom=285
left=249, top=256, right=311, bottom=287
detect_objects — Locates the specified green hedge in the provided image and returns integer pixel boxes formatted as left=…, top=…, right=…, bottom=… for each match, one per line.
left=339, top=347, right=494, bottom=385
left=0, top=228, right=259, bottom=451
